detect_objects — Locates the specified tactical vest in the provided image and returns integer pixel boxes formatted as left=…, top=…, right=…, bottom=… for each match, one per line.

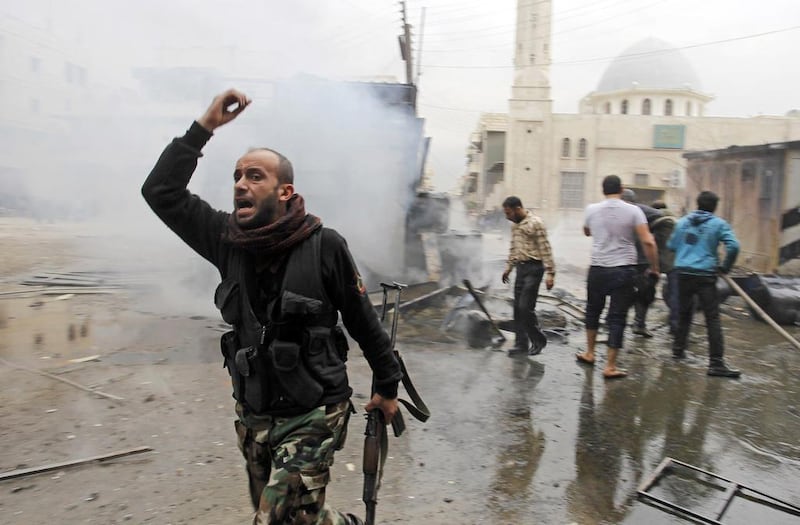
left=214, top=230, right=349, bottom=415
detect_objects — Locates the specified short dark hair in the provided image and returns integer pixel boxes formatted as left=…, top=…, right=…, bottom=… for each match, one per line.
left=502, top=196, right=523, bottom=209
left=602, top=175, right=622, bottom=195
left=251, top=147, right=294, bottom=184
left=651, top=200, right=667, bottom=209
left=697, top=191, right=719, bottom=213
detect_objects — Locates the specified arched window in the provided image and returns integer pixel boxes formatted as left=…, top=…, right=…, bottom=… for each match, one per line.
left=578, top=138, right=588, bottom=158
left=665, top=99, right=673, bottom=116
left=621, top=99, right=629, bottom=114
left=604, top=102, right=611, bottom=114
left=642, top=98, right=651, bottom=115
left=686, top=101, right=692, bottom=116
left=561, top=138, right=571, bottom=158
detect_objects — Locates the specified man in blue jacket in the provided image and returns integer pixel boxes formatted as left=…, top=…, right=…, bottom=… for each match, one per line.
left=668, top=191, right=741, bottom=377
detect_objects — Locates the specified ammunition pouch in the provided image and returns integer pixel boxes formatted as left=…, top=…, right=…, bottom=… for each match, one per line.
left=270, top=339, right=323, bottom=410
left=304, top=326, right=347, bottom=389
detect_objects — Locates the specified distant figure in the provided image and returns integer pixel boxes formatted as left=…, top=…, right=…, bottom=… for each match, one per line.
left=621, top=189, right=663, bottom=338
left=668, top=191, right=741, bottom=378
left=650, top=200, right=679, bottom=333
left=501, top=196, right=556, bottom=356
left=576, top=176, right=659, bottom=379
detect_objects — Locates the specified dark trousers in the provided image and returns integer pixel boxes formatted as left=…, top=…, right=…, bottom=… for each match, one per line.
left=664, top=270, right=680, bottom=333
left=633, top=265, right=656, bottom=328
left=513, top=260, right=547, bottom=351
left=673, top=273, right=725, bottom=363
left=585, top=265, right=636, bottom=349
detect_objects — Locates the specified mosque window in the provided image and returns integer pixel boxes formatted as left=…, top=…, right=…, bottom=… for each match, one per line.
left=560, top=172, right=585, bottom=208
left=642, top=98, right=651, bottom=115
left=561, top=138, right=571, bottom=158
left=686, top=101, right=692, bottom=116
left=604, top=102, right=611, bottom=114
left=621, top=100, right=629, bottom=114
left=578, top=139, right=588, bottom=158
left=665, top=99, right=673, bottom=116
left=762, top=169, right=774, bottom=200
left=634, top=173, right=649, bottom=186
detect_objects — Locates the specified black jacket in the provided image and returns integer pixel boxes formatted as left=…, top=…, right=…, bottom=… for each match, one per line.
left=141, top=122, right=402, bottom=408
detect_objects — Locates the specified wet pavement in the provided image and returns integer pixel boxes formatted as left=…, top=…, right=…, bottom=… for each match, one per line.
left=388, top=298, right=800, bottom=524
left=1, top=220, right=799, bottom=524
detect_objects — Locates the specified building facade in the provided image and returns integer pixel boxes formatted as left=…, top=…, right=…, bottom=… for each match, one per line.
left=684, top=141, right=800, bottom=273
left=463, top=0, right=800, bottom=229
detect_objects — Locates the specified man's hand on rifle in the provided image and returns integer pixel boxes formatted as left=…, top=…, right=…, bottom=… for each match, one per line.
left=365, top=393, right=398, bottom=425
left=197, top=89, right=251, bottom=132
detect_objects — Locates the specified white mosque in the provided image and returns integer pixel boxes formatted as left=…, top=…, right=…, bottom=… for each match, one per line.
left=463, top=0, right=800, bottom=227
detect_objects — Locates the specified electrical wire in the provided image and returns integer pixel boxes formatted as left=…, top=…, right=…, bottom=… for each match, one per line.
left=421, top=24, right=800, bottom=69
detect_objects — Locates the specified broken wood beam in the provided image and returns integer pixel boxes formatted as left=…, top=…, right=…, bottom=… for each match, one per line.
left=0, top=446, right=153, bottom=482
left=0, top=357, right=124, bottom=401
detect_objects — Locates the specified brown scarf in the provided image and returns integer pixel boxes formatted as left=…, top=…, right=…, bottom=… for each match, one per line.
left=223, top=193, right=322, bottom=272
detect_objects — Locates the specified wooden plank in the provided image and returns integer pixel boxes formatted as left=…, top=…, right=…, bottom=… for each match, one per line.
left=0, top=447, right=153, bottom=482
left=0, top=357, right=124, bottom=401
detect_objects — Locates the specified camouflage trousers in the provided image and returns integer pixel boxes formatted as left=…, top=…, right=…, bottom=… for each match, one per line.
left=235, top=400, right=355, bottom=525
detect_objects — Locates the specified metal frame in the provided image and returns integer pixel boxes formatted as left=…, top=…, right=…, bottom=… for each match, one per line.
left=637, top=457, right=800, bottom=524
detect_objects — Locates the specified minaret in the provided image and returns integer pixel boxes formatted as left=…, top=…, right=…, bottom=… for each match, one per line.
left=505, top=0, right=553, bottom=212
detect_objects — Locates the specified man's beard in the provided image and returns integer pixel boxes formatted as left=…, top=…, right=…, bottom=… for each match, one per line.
left=237, top=188, right=281, bottom=229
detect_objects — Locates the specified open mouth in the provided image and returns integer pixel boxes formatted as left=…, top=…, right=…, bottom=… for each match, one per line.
left=235, top=199, right=255, bottom=219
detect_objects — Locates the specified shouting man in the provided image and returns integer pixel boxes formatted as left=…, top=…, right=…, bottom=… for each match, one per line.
left=142, top=89, right=401, bottom=525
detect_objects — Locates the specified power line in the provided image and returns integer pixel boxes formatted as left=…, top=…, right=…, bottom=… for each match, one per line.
left=421, top=24, right=800, bottom=69
left=410, top=0, right=642, bottom=39
left=557, top=24, right=800, bottom=65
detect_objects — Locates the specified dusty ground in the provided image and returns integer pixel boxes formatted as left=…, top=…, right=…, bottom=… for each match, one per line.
left=1, top=218, right=799, bottom=525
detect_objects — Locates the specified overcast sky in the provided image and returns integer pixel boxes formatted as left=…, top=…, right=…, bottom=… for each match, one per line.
left=6, top=0, right=800, bottom=191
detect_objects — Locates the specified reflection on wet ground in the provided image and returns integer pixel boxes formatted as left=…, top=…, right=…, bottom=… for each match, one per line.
left=396, top=297, right=800, bottom=524
left=2, top=281, right=799, bottom=524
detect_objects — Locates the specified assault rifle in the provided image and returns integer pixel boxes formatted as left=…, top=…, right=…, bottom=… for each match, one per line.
left=363, top=281, right=430, bottom=525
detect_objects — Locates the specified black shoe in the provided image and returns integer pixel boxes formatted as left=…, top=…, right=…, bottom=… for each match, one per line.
left=344, top=513, right=365, bottom=525
left=707, top=362, right=741, bottom=378
left=528, top=341, right=546, bottom=356
left=508, top=347, right=527, bottom=356
left=672, top=352, right=686, bottom=360
left=632, top=326, right=654, bottom=338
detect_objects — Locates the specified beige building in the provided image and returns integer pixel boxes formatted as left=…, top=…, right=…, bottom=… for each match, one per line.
left=684, top=141, right=800, bottom=273
left=463, top=0, right=800, bottom=228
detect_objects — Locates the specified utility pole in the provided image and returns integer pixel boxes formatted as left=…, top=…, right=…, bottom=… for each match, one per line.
left=398, top=1, right=414, bottom=86
left=415, top=7, right=426, bottom=87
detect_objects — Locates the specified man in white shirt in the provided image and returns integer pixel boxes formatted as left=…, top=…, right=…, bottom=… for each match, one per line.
left=576, top=176, right=659, bottom=379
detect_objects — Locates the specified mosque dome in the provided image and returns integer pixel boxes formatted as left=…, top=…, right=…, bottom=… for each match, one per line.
left=597, top=38, right=702, bottom=93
